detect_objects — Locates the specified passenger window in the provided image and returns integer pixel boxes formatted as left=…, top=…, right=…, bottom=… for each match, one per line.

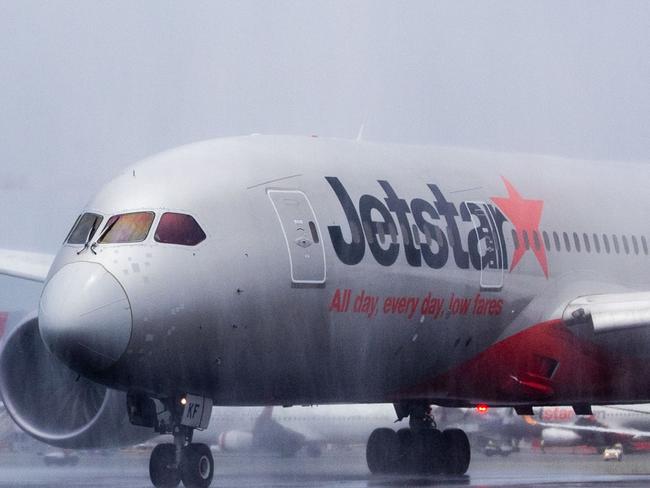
left=642, top=236, right=648, bottom=255
left=377, top=222, right=386, bottom=244
left=592, top=233, right=601, bottom=253
left=512, top=229, right=519, bottom=249
left=553, top=232, right=561, bottom=252
left=435, top=227, right=446, bottom=248
left=602, top=234, right=611, bottom=254
left=631, top=235, right=639, bottom=255
left=351, top=222, right=362, bottom=245
left=612, top=235, right=620, bottom=254
left=583, top=233, right=591, bottom=253
left=523, top=230, right=530, bottom=250
left=622, top=235, right=630, bottom=254
left=66, top=213, right=103, bottom=245
left=98, top=212, right=155, bottom=244
left=154, top=213, right=206, bottom=246
left=388, top=222, right=398, bottom=244
left=563, top=232, right=571, bottom=252
left=573, top=232, right=581, bottom=252
left=411, top=224, right=421, bottom=246
left=533, top=231, right=541, bottom=250
left=447, top=226, right=455, bottom=248
left=542, top=231, right=551, bottom=252
left=362, top=222, right=374, bottom=244
left=400, top=223, right=411, bottom=246
left=423, top=226, right=433, bottom=246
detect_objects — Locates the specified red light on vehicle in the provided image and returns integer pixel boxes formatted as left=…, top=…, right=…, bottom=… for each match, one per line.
left=476, top=404, right=489, bottom=414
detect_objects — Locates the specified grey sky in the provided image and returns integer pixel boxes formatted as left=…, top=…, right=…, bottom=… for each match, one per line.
left=1, top=1, right=648, bottom=309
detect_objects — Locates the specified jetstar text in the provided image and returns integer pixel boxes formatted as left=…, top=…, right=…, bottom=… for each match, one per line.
left=325, top=177, right=509, bottom=271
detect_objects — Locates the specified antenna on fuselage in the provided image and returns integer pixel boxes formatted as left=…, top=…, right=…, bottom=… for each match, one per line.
left=356, top=123, right=365, bottom=142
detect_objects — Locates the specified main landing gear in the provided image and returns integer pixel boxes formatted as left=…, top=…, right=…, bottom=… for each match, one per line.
left=128, top=393, right=214, bottom=488
left=366, top=403, right=471, bottom=476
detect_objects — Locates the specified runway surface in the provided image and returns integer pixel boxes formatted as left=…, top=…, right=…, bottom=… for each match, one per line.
left=2, top=446, right=650, bottom=487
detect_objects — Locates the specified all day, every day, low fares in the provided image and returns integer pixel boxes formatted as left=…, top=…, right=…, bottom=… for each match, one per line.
left=0, top=135, right=649, bottom=487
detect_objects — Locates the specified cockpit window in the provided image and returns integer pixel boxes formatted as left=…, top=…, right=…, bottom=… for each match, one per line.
left=66, top=213, right=104, bottom=245
left=154, top=213, right=206, bottom=246
left=98, top=211, right=155, bottom=244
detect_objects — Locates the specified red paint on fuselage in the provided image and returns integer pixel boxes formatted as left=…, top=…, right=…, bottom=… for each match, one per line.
left=398, top=320, right=650, bottom=406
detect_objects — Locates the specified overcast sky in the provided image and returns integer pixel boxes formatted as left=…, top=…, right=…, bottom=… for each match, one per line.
left=1, top=1, right=648, bottom=309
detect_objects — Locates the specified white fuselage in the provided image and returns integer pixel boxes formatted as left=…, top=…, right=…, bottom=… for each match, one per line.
left=39, top=135, right=650, bottom=408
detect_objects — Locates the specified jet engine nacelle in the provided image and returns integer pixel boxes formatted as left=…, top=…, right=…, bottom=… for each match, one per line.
left=217, top=430, right=254, bottom=452
left=541, top=427, right=582, bottom=446
left=0, top=313, right=151, bottom=449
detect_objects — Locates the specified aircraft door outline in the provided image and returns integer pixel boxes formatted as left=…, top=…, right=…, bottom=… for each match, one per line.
left=461, top=201, right=504, bottom=290
left=267, top=189, right=327, bottom=285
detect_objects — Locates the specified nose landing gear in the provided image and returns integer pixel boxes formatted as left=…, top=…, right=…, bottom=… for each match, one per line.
left=366, top=403, right=470, bottom=476
left=148, top=426, right=214, bottom=488
left=128, top=393, right=214, bottom=488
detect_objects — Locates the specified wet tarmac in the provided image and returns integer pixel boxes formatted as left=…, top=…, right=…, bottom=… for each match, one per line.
left=1, top=446, right=650, bottom=487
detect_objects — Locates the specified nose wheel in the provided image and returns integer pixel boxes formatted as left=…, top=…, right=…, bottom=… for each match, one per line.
left=127, top=393, right=215, bottom=487
left=149, top=444, right=180, bottom=487
left=180, top=444, right=214, bottom=488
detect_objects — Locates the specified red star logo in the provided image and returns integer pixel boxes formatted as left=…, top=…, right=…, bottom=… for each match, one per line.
left=491, top=177, right=548, bottom=278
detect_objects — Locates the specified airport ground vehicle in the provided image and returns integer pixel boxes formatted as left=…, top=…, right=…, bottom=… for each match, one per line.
left=42, top=450, right=80, bottom=466
left=483, top=440, right=512, bottom=457
left=602, top=443, right=624, bottom=461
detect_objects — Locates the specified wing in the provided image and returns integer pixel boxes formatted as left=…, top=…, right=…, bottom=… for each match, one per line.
left=563, top=292, right=650, bottom=333
left=0, top=249, right=55, bottom=283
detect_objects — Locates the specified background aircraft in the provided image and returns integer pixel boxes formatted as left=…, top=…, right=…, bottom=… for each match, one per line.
left=206, top=404, right=533, bottom=458
left=202, top=404, right=396, bottom=458
left=526, top=405, right=650, bottom=452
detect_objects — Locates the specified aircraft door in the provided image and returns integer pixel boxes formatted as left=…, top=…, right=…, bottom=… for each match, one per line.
left=267, top=190, right=326, bottom=285
left=461, top=201, right=504, bottom=290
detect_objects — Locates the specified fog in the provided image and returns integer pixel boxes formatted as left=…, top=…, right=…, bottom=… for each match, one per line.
left=0, top=1, right=648, bottom=309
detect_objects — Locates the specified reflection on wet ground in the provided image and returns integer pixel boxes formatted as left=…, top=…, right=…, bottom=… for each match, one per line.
left=1, top=446, right=650, bottom=487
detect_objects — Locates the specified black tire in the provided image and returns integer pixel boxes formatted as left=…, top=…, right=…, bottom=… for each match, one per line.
left=396, top=428, right=414, bottom=472
left=414, top=429, right=444, bottom=474
left=366, top=428, right=399, bottom=474
left=180, top=443, right=214, bottom=488
left=442, top=429, right=471, bottom=475
left=149, top=444, right=180, bottom=488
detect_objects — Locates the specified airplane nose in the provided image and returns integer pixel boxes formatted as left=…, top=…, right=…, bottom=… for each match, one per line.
left=39, top=262, right=132, bottom=372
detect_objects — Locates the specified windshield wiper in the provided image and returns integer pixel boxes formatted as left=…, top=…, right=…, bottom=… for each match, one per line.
left=77, top=217, right=101, bottom=255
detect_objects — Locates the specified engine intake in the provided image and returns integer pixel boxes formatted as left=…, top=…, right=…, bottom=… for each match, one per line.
left=0, top=312, right=151, bottom=448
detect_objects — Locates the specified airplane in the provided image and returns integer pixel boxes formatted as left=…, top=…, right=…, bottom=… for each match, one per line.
left=0, top=134, right=648, bottom=487
left=208, top=404, right=523, bottom=458
left=206, top=404, right=397, bottom=458
left=524, top=405, right=650, bottom=452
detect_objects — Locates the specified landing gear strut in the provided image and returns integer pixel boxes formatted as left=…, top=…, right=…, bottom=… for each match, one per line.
left=366, top=402, right=470, bottom=476
left=128, top=393, right=214, bottom=488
